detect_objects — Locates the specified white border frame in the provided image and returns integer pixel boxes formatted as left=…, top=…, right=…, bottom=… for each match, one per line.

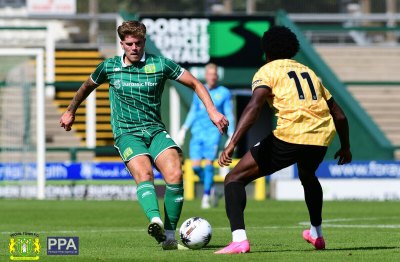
left=0, top=48, right=46, bottom=200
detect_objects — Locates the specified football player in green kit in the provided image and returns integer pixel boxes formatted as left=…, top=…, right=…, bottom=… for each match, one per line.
left=60, top=20, right=229, bottom=250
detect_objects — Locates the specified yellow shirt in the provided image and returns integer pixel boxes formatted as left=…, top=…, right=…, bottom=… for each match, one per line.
left=252, top=59, right=336, bottom=146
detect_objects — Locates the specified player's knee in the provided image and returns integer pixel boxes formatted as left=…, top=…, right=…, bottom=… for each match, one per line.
left=133, top=170, right=154, bottom=183
left=298, top=169, right=318, bottom=186
left=164, top=169, right=183, bottom=184
left=224, top=172, right=243, bottom=185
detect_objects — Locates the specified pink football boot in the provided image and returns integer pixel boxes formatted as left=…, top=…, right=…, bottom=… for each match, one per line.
left=214, top=240, right=250, bottom=254
left=303, top=230, right=325, bottom=250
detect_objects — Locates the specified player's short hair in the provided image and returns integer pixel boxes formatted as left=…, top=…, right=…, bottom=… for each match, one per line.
left=261, top=26, right=299, bottom=60
left=117, top=20, right=146, bottom=41
left=205, top=63, right=218, bottom=72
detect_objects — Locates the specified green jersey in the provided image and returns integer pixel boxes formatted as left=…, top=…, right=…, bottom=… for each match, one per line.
left=90, top=53, right=184, bottom=139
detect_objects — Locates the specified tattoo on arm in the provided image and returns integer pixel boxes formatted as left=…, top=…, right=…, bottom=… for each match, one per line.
left=67, top=78, right=98, bottom=113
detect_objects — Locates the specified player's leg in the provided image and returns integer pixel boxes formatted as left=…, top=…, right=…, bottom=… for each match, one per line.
left=201, top=134, right=220, bottom=209
left=297, top=145, right=327, bottom=250
left=126, top=156, right=167, bottom=242
left=215, top=151, right=259, bottom=254
left=151, top=131, right=186, bottom=250
left=216, top=134, right=297, bottom=254
left=115, top=134, right=165, bottom=243
left=189, top=135, right=204, bottom=182
left=201, top=159, right=213, bottom=209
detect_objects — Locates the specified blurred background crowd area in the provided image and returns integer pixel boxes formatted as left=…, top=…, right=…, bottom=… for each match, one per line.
left=1, top=0, right=399, bottom=53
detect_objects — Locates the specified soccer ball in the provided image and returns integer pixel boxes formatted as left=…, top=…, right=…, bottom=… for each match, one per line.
left=179, top=217, right=212, bottom=249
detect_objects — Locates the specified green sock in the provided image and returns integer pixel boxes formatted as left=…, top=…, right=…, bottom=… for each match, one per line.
left=136, top=181, right=161, bottom=222
left=163, top=183, right=184, bottom=230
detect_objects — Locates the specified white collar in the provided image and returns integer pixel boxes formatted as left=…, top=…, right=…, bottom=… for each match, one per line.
left=121, top=52, right=146, bottom=67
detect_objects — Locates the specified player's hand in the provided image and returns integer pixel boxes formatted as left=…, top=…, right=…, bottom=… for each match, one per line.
left=218, top=143, right=235, bottom=167
left=176, top=127, right=187, bottom=146
left=210, top=110, right=229, bottom=134
left=334, top=147, right=352, bottom=165
left=60, top=111, right=75, bottom=131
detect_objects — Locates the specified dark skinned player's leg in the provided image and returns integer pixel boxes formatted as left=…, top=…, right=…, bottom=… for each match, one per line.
left=298, top=166, right=323, bottom=228
left=298, top=145, right=327, bottom=249
left=224, top=151, right=263, bottom=237
left=214, top=151, right=260, bottom=253
left=297, top=145, right=327, bottom=231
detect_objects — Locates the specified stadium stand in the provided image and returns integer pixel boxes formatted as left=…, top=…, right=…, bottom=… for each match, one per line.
left=316, top=46, right=400, bottom=159
left=0, top=85, right=93, bottom=162
left=53, top=48, right=114, bottom=148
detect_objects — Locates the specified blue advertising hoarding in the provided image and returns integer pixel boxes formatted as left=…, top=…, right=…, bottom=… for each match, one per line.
left=0, top=162, right=162, bottom=181
left=294, top=161, right=400, bottom=179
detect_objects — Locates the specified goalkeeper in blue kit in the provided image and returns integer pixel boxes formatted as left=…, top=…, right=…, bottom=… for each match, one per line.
left=177, top=63, right=235, bottom=209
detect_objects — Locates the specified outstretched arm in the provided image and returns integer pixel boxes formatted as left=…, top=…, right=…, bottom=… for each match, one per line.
left=327, top=98, right=352, bottom=165
left=223, top=91, right=235, bottom=137
left=60, top=77, right=99, bottom=131
left=218, top=87, right=270, bottom=166
left=176, top=97, right=197, bottom=146
left=177, top=70, right=228, bottom=134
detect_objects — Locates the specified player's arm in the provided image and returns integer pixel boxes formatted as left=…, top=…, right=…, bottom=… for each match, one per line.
left=60, top=77, right=99, bottom=131
left=223, top=91, right=235, bottom=137
left=177, top=70, right=228, bottom=134
left=219, top=87, right=270, bottom=166
left=327, top=98, right=352, bottom=165
left=177, top=97, right=197, bottom=146
left=182, top=97, right=197, bottom=130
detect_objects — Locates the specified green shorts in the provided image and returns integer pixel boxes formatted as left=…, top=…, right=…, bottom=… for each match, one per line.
left=114, top=130, right=181, bottom=162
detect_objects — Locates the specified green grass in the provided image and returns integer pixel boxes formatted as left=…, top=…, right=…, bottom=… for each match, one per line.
left=1, top=199, right=399, bottom=261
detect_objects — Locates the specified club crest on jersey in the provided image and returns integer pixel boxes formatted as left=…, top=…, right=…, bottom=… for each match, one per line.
left=144, top=64, right=156, bottom=73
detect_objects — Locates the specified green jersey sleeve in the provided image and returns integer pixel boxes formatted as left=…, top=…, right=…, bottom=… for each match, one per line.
left=162, top=57, right=185, bottom=80
left=90, top=61, right=108, bottom=85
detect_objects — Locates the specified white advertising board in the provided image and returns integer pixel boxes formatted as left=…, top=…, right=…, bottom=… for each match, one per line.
left=273, top=179, right=400, bottom=201
left=27, top=0, right=76, bottom=15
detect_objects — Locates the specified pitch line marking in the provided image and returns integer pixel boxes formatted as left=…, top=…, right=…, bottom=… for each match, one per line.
left=299, top=216, right=400, bottom=228
left=2, top=218, right=400, bottom=235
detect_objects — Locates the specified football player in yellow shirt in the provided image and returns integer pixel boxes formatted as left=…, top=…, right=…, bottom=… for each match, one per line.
left=215, top=26, right=352, bottom=254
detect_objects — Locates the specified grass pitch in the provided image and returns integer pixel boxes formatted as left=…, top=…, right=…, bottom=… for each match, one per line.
left=1, top=199, right=399, bottom=261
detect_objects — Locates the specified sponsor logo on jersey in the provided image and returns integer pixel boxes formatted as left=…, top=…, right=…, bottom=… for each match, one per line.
left=123, top=147, right=133, bottom=159
left=114, top=79, right=121, bottom=89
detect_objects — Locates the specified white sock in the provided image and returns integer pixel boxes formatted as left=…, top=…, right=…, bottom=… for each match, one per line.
left=232, top=229, right=247, bottom=242
left=151, top=217, right=163, bottom=226
left=165, top=230, right=175, bottom=241
left=310, top=225, right=322, bottom=238
left=202, top=194, right=210, bottom=201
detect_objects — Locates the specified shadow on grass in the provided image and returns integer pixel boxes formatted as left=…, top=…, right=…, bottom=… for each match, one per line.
left=250, top=246, right=400, bottom=253
left=326, top=246, right=400, bottom=252
left=203, top=245, right=228, bottom=249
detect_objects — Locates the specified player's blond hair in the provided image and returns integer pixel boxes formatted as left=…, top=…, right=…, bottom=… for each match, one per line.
left=205, top=63, right=218, bottom=72
left=117, top=20, right=146, bottom=41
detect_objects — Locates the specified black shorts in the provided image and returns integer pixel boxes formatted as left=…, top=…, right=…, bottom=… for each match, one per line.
left=250, top=133, right=327, bottom=176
